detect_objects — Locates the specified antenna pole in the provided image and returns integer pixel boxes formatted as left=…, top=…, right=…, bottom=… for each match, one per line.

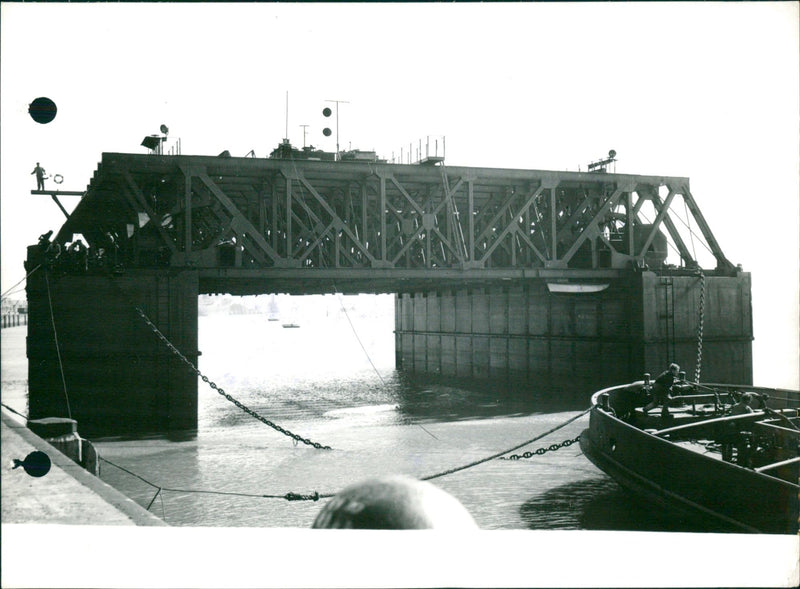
left=300, top=124, right=309, bottom=148
left=325, top=99, right=349, bottom=161
left=285, top=91, right=289, bottom=140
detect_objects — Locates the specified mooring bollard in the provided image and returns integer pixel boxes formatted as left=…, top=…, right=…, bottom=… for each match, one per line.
left=26, top=417, right=101, bottom=475
left=27, top=417, right=83, bottom=464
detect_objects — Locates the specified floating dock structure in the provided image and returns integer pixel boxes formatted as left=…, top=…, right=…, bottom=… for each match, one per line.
left=395, top=274, right=751, bottom=391
left=25, top=148, right=751, bottom=433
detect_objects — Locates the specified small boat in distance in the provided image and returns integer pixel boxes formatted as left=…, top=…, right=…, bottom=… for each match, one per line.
left=580, top=378, right=800, bottom=534
left=267, top=294, right=280, bottom=321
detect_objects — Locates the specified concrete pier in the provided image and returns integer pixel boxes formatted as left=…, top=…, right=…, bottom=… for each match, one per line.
left=25, top=265, right=199, bottom=436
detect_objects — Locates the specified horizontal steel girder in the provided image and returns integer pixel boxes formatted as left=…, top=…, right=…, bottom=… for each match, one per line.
left=196, top=266, right=625, bottom=296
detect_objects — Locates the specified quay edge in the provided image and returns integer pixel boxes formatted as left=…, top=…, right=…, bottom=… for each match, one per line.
left=1, top=407, right=167, bottom=526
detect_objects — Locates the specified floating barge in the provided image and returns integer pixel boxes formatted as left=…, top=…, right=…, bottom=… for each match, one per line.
left=580, top=380, right=800, bottom=534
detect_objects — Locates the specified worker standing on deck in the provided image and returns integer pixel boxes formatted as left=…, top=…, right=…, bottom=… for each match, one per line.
left=730, top=392, right=756, bottom=416
left=643, top=363, right=681, bottom=419
left=31, top=162, right=46, bottom=191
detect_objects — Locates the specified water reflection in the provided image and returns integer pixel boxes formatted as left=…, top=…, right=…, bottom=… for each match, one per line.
left=520, top=477, right=735, bottom=533
left=395, top=372, right=590, bottom=424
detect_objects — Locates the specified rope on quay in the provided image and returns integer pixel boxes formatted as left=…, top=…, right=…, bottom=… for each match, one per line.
left=99, top=456, right=332, bottom=514
left=3, top=403, right=332, bottom=508
left=1, top=402, right=29, bottom=421
left=421, top=406, right=592, bottom=482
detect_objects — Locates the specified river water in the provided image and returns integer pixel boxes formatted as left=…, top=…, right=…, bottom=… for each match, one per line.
left=1, top=298, right=729, bottom=532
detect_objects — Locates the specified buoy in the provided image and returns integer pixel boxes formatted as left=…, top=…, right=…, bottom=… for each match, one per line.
left=312, top=475, right=477, bottom=529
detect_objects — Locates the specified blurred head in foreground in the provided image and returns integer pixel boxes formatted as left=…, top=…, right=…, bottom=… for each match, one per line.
left=312, top=475, right=478, bottom=529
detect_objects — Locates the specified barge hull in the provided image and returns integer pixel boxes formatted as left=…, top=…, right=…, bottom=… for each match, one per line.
left=580, top=405, right=798, bottom=535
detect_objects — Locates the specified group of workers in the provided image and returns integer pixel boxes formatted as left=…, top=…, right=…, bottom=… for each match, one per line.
left=37, top=231, right=117, bottom=275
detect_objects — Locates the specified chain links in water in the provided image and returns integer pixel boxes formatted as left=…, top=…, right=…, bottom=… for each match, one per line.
left=422, top=407, right=591, bottom=480
left=500, top=435, right=581, bottom=460
left=134, top=307, right=332, bottom=450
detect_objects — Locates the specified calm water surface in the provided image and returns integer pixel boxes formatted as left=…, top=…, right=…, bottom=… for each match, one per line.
left=1, top=306, right=725, bottom=531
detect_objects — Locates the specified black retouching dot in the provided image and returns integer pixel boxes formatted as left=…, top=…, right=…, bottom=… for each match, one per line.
left=29, top=97, right=57, bottom=124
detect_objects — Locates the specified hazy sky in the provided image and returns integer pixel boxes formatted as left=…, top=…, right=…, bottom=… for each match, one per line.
left=2, top=2, right=798, bottom=391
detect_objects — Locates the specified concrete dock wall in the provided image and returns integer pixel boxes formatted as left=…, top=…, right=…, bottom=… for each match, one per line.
left=395, top=272, right=753, bottom=391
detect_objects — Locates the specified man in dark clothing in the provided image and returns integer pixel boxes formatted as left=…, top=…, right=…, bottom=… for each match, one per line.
left=643, top=363, right=681, bottom=417
left=32, top=163, right=46, bottom=190
left=730, top=392, right=756, bottom=416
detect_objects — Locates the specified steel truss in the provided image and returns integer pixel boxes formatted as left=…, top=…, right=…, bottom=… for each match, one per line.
left=54, top=153, right=735, bottom=292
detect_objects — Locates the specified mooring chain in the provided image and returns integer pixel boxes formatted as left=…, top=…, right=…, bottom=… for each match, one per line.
left=134, top=307, right=332, bottom=450
left=500, top=435, right=581, bottom=460
left=422, top=407, right=592, bottom=481
left=695, top=271, right=705, bottom=383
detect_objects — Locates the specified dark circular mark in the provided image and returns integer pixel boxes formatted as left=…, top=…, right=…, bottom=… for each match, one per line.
left=323, top=127, right=332, bottom=137
left=13, top=451, right=52, bottom=477
left=29, top=97, right=58, bottom=124
left=322, top=107, right=332, bottom=117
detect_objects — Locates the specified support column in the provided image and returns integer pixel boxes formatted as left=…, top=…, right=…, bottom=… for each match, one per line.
left=26, top=254, right=199, bottom=436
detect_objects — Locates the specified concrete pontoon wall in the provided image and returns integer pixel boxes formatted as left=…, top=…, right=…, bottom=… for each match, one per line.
left=395, top=272, right=753, bottom=391
left=395, top=279, right=642, bottom=391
